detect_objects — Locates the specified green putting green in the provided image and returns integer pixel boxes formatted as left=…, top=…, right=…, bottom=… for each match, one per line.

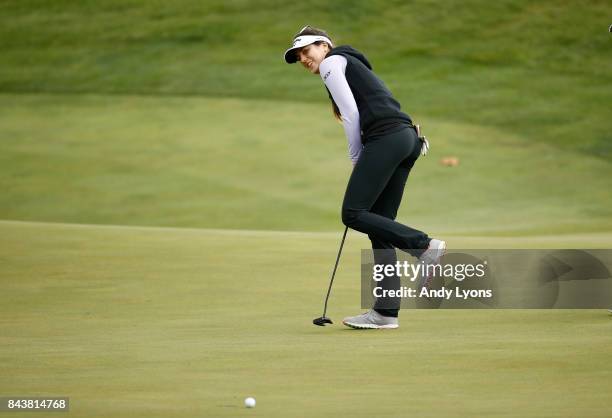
left=1, top=220, right=611, bottom=417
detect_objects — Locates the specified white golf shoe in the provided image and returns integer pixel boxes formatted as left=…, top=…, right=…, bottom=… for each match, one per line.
left=342, top=310, right=399, bottom=329
left=418, top=238, right=447, bottom=291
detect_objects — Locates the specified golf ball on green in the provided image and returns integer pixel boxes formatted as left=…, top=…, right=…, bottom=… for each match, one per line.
left=244, top=397, right=256, bottom=408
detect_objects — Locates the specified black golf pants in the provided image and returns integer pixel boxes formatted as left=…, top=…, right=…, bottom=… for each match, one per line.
left=342, top=126, right=430, bottom=318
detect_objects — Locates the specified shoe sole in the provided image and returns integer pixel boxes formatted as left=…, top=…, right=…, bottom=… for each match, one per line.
left=342, top=320, right=398, bottom=329
left=420, top=240, right=447, bottom=291
left=433, top=240, right=447, bottom=262
left=420, top=240, right=448, bottom=265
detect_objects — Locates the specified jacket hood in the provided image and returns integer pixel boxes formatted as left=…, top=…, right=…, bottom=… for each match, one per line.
left=327, top=45, right=372, bottom=70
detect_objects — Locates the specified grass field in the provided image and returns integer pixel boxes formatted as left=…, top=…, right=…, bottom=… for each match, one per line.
left=1, top=1, right=611, bottom=156
left=1, top=93, right=610, bottom=235
left=2, top=220, right=612, bottom=417
left=1, top=1, right=612, bottom=417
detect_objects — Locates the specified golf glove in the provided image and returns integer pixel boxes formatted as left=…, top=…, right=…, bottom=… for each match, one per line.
left=415, top=124, right=429, bottom=156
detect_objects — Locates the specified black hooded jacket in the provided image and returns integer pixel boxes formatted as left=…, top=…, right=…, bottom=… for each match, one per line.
left=324, top=45, right=413, bottom=140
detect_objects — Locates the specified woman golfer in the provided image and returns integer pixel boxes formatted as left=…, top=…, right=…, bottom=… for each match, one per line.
left=284, top=26, right=446, bottom=329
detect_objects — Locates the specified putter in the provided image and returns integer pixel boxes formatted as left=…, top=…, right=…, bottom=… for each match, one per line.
left=313, top=226, right=348, bottom=326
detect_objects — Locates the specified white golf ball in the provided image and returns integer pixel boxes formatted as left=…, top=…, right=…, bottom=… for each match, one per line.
left=244, top=397, right=256, bottom=408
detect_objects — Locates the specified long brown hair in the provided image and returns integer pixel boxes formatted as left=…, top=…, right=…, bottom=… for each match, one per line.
left=295, top=25, right=341, bottom=121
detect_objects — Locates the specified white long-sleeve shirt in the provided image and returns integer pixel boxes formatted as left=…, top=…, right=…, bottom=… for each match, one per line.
left=319, top=55, right=363, bottom=164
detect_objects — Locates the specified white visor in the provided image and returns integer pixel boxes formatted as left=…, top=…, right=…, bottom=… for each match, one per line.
left=284, top=35, right=333, bottom=64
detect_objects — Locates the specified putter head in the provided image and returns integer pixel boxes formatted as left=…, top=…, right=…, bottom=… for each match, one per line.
left=313, top=316, right=333, bottom=326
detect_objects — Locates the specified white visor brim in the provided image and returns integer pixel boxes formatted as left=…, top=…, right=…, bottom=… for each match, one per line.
left=284, top=35, right=333, bottom=63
